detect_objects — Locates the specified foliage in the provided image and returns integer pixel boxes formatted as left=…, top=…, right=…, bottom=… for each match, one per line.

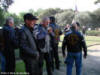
left=95, top=0, right=100, bottom=4
left=89, top=9, right=100, bottom=28
left=0, top=7, right=100, bottom=28
left=0, top=0, right=14, bottom=11
left=6, top=13, right=22, bottom=26
left=55, top=9, right=74, bottom=26
left=0, top=7, right=5, bottom=26
left=86, top=30, right=100, bottom=36
left=75, top=12, right=92, bottom=27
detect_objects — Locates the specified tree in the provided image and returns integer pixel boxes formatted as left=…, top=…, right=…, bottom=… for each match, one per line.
left=75, top=12, right=92, bottom=27
left=34, top=8, right=44, bottom=16
left=39, top=8, right=57, bottom=18
left=19, top=12, right=26, bottom=23
left=90, top=8, right=100, bottom=28
left=75, top=8, right=100, bottom=28
left=39, top=8, right=63, bottom=18
left=0, top=0, right=14, bottom=11
left=28, top=9, right=35, bottom=14
left=38, top=8, right=63, bottom=22
left=55, top=10, right=74, bottom=26
left=95, top=0, right=100, bottom=4
left=0, top=7, right=5, bottom=26
left=5, top=12, right=23, bottom=26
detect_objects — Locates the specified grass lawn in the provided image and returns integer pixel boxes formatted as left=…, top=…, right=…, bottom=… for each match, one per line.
left=85, top=36, right=100, bottom=46
left=16, top=60, right=48, bottom=74
left=16, top=61, right=25, bottom=72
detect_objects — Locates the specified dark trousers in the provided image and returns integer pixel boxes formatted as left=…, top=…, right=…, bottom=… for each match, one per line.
left=23, top=58, right=40, bottom=75
left=4, top=53, right=15, bottom=73
left=5, top=58, right=15, bottom=73
left=50, top=50, right=54, bottom=71
left=39, top=52, right=53, bottom=75
left=0, top=52, right=6, bottom=72
left=3, top=49, right=16, bottom=74
left=52, top=43, right=60, bottom=70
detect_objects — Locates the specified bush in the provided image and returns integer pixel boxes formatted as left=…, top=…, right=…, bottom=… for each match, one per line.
left=86, top=30, right=100, bottom=36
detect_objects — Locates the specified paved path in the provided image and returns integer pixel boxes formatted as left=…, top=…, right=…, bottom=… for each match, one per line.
left=44, top=45, right=100, bottom=75
left=82, top=45, right=100, bottom=75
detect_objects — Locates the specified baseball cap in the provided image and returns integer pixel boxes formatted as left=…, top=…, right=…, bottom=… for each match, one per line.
left=24, top=13, right=38, bottom=21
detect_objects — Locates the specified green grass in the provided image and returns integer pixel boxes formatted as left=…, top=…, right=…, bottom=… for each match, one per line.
left=16, top=61, right=25, bottom=72
left=85, top=36, right=100, bottom=46
left=16, top=60, right=47, bottom=73
left=86, top=30, right=100, bottom=36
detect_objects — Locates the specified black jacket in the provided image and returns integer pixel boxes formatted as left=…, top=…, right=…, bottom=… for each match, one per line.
left=62, top=30, right=87, bottom=56
left=3, top=24, right=18, bottom=56
left=19, top=25, right=39, bottom=60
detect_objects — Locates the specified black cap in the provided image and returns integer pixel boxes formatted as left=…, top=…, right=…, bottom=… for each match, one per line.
left=49, top=16, right=55, bottom=23
left=24, top=13, right=38, bottom=21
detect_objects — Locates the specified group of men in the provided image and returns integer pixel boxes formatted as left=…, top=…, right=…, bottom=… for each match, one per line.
left=0, top=13, right=87, bottom=75
left=0, top=13, right=62, bottom=75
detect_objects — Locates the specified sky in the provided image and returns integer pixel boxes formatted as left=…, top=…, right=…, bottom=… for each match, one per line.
left=8, top=0, right=100, bottom=14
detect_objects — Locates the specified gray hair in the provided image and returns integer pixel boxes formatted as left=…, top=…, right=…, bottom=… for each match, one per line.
left=6, top=17, right=14, bottom=25
left=42, top=17, right=50, bottom=22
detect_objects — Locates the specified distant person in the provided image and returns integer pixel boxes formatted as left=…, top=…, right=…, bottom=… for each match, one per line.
left=49, top=16, right=62, bottom=70
left=62, top=22, right=87, bottom=75
left=19, top=13, right=40, bottom=75
left=34, top=17, right=53, bottom=75
left=3, top=17, right=18, bottom=73
left=82, top=26, right=87, bottom=36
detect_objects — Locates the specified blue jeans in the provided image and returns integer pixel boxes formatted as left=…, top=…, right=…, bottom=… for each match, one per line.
left=0, top=52, right=6, bottom=72
left=65, top=52, right=82, bottom=75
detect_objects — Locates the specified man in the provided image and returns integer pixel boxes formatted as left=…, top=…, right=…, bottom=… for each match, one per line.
left=19, top=13, right=39, bottom=75
left=49, top=16, right=62, bottom=70
left=34, top=17, right=53, bottom=75
left=0, top=27, right=6, bottom=72
left=3, top=17, right=18, bottom=73
left=82, top=26, right=87, bottom=36
left=62, top=22, right=87, bottom=75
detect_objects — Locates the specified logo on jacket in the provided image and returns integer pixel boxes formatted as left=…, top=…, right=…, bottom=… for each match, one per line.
left=67, top=34, right=79, bottom=46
